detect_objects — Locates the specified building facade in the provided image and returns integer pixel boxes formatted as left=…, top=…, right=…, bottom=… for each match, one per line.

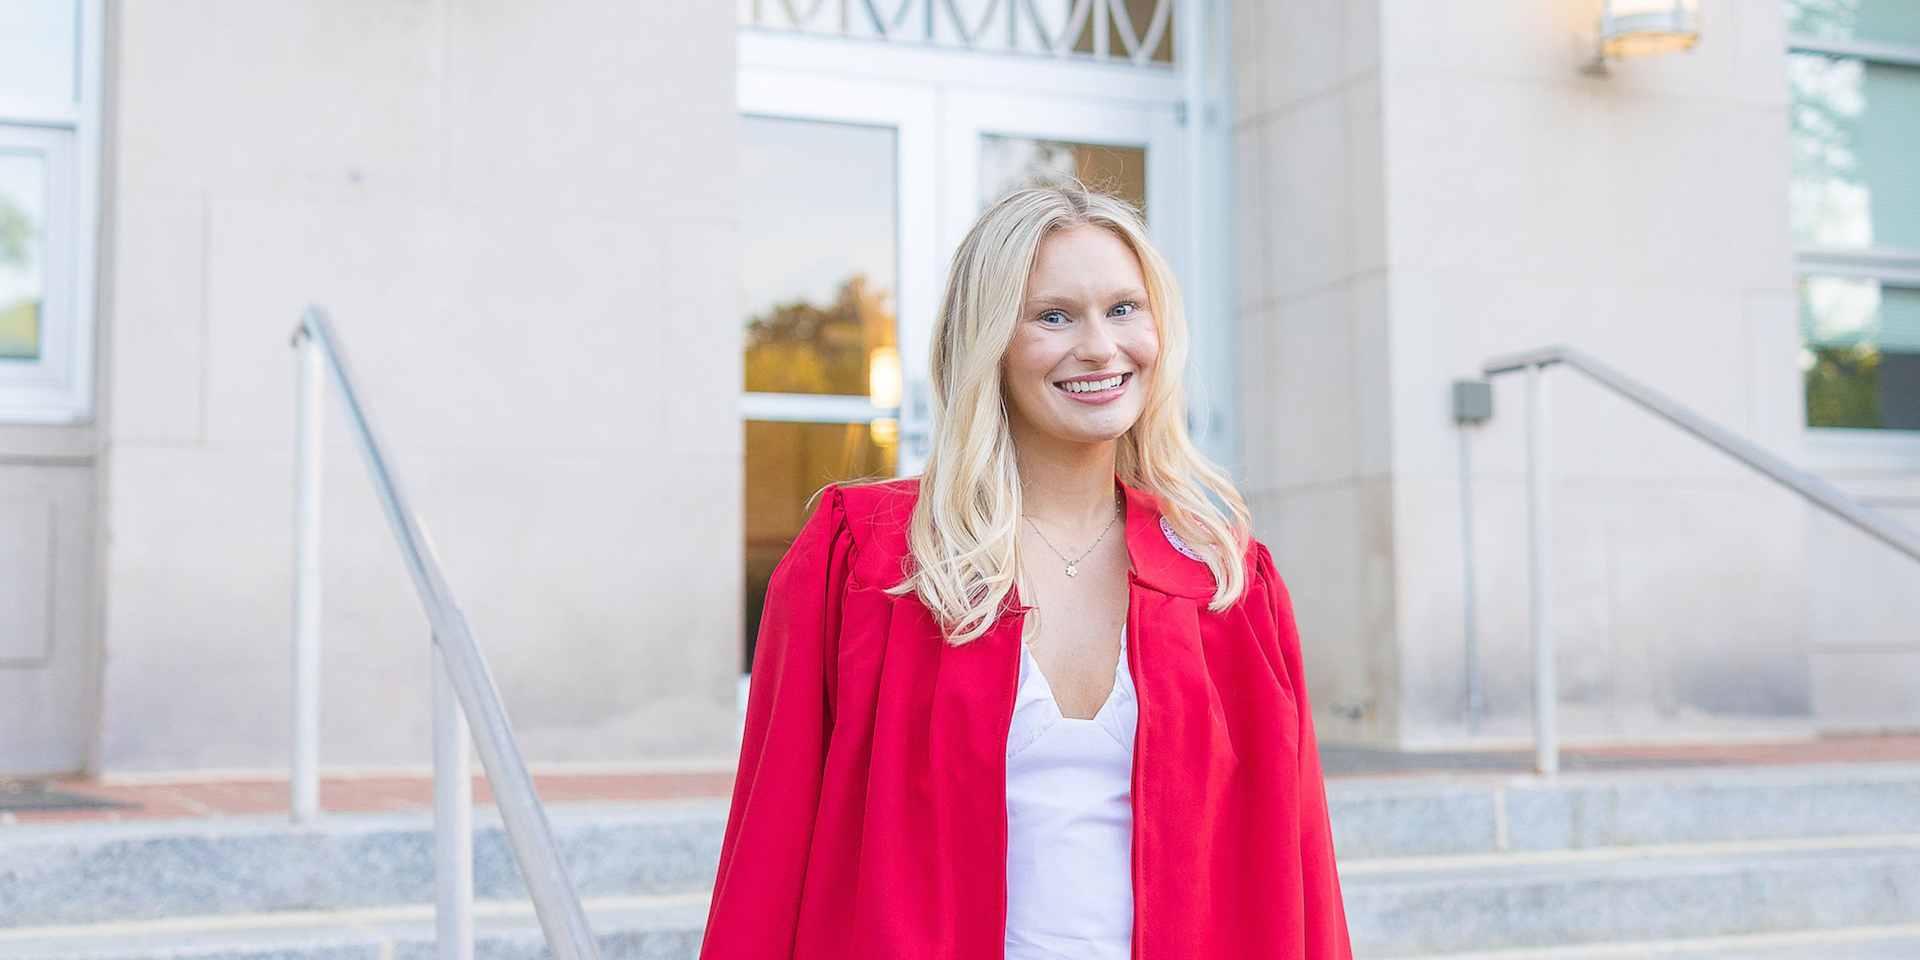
left=0, top=0, right=1913, bottom=777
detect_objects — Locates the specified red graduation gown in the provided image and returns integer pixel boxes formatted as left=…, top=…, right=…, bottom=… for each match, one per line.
left=700, top=477, right=1353, bottom=960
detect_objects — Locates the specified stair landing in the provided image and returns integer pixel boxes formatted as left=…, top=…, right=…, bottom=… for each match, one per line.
left=9, top=732, right=1919, bottom=827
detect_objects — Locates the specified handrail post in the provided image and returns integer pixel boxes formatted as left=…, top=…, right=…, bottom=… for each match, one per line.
left=1524, top=361, right=1559, bottom=776
left=291, top=331, right=323, bottom=823
left=433, top=637, right=475, bottom=960
left=1484, top=343, right=1920, bottom=775
left=1452, top=379, right=1493, bottom=736
left=1459, top=418, right=1483, bottom=735
left=291, top=306, right=602, bottom=960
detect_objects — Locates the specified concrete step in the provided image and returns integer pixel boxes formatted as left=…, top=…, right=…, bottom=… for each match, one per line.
left=6, top=764, right=1918, bottom=934
left=0, top=896, right=708, bottom=960
left=1371, top=922, right=1920, bottom=959
left=3, top=865, right=1918, bottom=960
left=0, top=800, right=726, bottom=928
left=4, top=838, right=1919, bottom=958
left=1344, top=835, right=1920, bottom=957
left=1327, top=761, right=1920, bottom=859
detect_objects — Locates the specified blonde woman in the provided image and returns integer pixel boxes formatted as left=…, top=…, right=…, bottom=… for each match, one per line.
left=700, top=179, right=1352, bottom=960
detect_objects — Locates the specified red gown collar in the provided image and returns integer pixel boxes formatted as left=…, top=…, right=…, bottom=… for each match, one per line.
left=1117, top=476, right=1219, bottom=600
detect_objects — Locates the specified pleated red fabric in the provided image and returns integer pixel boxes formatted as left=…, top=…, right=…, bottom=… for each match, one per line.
left=699, top=477, right=1352, bottom=960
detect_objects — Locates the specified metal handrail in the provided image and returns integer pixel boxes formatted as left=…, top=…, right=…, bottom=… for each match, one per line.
left=288, top=305, right=602, bottom=960
left=1481, top=345, right=1920, bottom=777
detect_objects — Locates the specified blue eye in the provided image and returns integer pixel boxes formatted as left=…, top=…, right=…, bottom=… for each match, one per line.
left=1038, top=310, right=1070, bottom=325
left=1111, top=301, right=1138, bottom=318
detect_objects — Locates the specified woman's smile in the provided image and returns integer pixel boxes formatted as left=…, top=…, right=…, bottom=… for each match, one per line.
left=1052, top=371, right=1132, bottom=403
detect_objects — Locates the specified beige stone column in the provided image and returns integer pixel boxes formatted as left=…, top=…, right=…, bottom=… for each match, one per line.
left=1235, top=0, right=1812, bottom=748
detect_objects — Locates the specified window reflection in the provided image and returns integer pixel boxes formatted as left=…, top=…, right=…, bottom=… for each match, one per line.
left=742, top=420, right=895, bottom=670
left=1787, top=51, right=1920, bottom=249
left=981, top=135, right=1147, bottom=214
left=744, top=274, right=895, bottom=396
left=1785, top=0, right=1920, bottom=50
left=739, top=114, right=902, bottom=666
left=0, top=150, right=45, bottom=361
left=0, top=0, right=79, bottom=104
left=1800, top=276, right=1920, bottom=429
left=741, top=115, right=897, bottom=397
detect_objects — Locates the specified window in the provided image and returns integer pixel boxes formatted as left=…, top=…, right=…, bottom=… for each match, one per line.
left=980, top=136, right=1147, bottom=212
left=0, top=0, right=101, bottom=423
left=1799, top=276, right=1920, bottom=430
left=1787, top=0, right=1920, bottom=459
left=739, top=113, right=903, bottom=669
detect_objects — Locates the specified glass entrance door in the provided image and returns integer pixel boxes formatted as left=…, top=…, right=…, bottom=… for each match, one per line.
left=740, top=114, right=897, bottom=669
left=737, top=75, right=938, bottom=668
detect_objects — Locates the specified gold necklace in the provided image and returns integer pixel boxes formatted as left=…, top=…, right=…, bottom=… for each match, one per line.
left=1023, top=492, right=1122, bottom=578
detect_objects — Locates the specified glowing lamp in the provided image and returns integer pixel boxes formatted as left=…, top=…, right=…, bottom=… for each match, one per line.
left=1599, top=0, right=1700, bottom=58
left=868, top=345, right=902, bottom=410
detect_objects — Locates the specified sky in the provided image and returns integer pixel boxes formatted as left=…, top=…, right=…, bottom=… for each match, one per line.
left=739, top=115, right=898, bottom=325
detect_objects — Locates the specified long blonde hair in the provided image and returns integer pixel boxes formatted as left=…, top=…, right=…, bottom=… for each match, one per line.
left=888, top=177, right=1251, bottom=644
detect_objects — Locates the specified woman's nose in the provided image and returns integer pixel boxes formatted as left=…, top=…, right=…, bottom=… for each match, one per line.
left=1075, top=316, right=1120, bottom=362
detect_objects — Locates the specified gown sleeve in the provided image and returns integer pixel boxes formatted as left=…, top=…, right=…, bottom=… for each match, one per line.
left=1254, top=541, right=1354, bottom=959
left=699, top=484, right=852, bottom=959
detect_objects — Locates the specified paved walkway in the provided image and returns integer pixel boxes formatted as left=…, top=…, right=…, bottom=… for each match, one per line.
left=6, top=732, right=1918, bottom=827
left=0, top=772, right=735, bottom=826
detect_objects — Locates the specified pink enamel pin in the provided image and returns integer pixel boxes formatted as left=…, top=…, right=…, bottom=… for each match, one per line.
left=1160, top=515, right=1204, bottom=562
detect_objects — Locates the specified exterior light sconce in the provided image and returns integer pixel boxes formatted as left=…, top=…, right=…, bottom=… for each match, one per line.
left=1581, top=0, right=1700, bottom=76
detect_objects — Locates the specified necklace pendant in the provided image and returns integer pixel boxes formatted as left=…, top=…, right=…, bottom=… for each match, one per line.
left=1066, top=561, right=1078, bottom=578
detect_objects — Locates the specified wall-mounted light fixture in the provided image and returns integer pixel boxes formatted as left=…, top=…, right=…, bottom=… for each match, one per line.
left=1583, top=0, right=1700, bottom=75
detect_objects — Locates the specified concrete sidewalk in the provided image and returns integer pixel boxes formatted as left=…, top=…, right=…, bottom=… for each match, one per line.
left=7, top=732, right=1919, bottom=826
left=0, top=771, right=734, bottom=825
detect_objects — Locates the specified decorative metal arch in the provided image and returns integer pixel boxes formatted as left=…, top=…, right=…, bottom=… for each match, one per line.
left=744, top=0, right=1177, bottom=67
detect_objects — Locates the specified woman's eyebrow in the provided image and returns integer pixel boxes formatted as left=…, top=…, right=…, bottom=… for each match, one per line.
left=1023, top=288, right=1149, bottom=309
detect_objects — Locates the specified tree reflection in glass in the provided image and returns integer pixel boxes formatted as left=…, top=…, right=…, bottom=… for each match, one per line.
left=1799, top=276, right=1920, bottom=430
left=981, top=136, right=1146, bottom=214
left=1785, top=0, right=1920, bottom=50
left=0, top=152, right=44, bottom=361
left=744, top=273, right=896, bottom=397
left=1787, top=52, right=1873, bottom=249
left=741, top=115, right=897, bottom=398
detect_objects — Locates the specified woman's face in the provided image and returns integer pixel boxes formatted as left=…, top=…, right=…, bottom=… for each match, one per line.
left=1002, top=224, right=1160, bottom=451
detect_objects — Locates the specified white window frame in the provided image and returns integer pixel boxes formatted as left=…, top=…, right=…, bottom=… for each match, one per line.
left=0, top=0, right=102, bottom=424
left=1788, top=31, right=1920, bottom=473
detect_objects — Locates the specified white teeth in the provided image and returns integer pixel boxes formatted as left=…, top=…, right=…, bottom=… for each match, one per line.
left=1060, top=375, right=1125, bottom=394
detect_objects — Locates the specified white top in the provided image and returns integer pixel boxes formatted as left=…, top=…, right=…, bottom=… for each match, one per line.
left=1005, top=626, right=1137, bottom=960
